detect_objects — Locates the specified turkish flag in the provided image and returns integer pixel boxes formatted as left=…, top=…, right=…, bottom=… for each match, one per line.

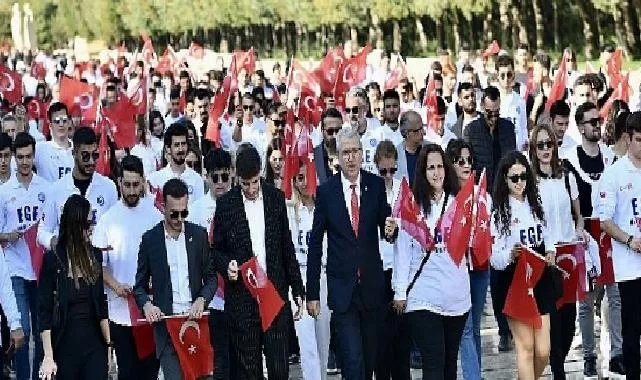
left=102, top=96, right=137, bottom=149
left=607, top=48, right=623, bottom=79
left=313, top=46, right=345, bottom=95
left=148, top=183, right=165, bottom=213
left=166, top=315, right=214, bottom=380
left=59, top=76, right=99, bottom=125
left=30, top=62, right=46, bottom=80
left=555, top=242, right=587, bottom=308
left=442, top=173, right=475, bottom=266
left=240, top=257, right=285, bottom=332
left=600, top=73, right=629, bottom=120
left=189, top=41, right=204, bottom=60
left=24, top=222, right=45, bottom=281
left=233, top=47, right=256, bottom=75
left=289, top=60, right=322, bottom=98
left=96, top=126, right=111, bottom=177
left=384, top=56, right=408, bottom=91
left=481, top=40, right=501, bottom=58
left=127, top=294, right=155, bottom=359
left=423, top=75, right=438, bottom=130
left=156, top=47, right=177, bottom=75
left=206, top=75, right=232, bottom=147
left=503, top=247, right=547, bottom=328
left=0, top=65, right=23, bottom=105
left=127, top=77, right=148, bottom=115
left=585, top=217, right=615, bottom=285
left=297, top=125, right=317, bottom=196
left=524, top=68, right=535, bottom=100
left=392, top=178, right=434, bottom=251
left=334, top=44, right=372, bottom=108
left=471, top=169, right=491, bottom=269
left=281, top=113, right=297, bottom=199
left=140, top=34, right=155, bottom=65
left=545, top=51, right=569, bottom=111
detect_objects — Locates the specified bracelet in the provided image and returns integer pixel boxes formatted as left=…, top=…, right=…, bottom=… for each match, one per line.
left=105, top=341, right=114, bottom=347
left=626, top=235, right=633, bottom=247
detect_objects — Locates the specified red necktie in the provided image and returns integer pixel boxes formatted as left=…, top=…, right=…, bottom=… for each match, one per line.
left=350, top=184, right=359, bottom=237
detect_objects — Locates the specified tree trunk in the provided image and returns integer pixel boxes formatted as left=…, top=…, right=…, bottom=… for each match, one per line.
left=416, top=16, right=428, bottom=51
left=219, top=26, right=229, bottom=53
left=350, top=26, right=358, bottom=49
left=553, top=0, right=560, bottom=49
left=484, top=9, right=494, bottom=44
left=452, top=10, right=462, bottom=54
left=369, top=12, right=377, bottom=46
left=435, top=15, right=444, bottom=49
left=392, top=19, right=401, bottom=52
left=532, top=0, right=544, bottom=50
left=499, top=0, right=512, bottom=49
left=621, top=0, right=639, bottom=56
left=578, top=0, right=599, bottom=59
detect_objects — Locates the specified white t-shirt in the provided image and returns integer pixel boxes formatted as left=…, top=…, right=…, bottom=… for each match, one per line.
left=287, top=204, right=314, bottom=266
left=37, top=172, right=118, bottom=250
left=538, top=173, right=579, bottom=245
left=130, top=144, right=158, bottom=178
left=147, top=166, right=205, bottom=205
left=380, top=179, right=401, bottom=270
left=500, top=91, right=528, bottom=150
left=377, top=124, right=403, bottom=147
left=34, top=140, right=74, bottom=182
left=0, top=175, right=50, bottom=280
left=597, top=155, right=641, bottom=282
left=92, top=200, right=162, bottom=325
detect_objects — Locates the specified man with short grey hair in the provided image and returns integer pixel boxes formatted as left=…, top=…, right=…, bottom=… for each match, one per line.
left=395, top=110, right=425, bottom=187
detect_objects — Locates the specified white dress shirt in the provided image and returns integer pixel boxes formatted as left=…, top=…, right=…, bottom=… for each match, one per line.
left=165, top=229, right=192, bottom=314
left=243, top=189, right=267, bottom=271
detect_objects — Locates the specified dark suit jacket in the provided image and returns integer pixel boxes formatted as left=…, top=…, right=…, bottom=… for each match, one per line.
left=133, top=222, right=217, bottom=316
left=314, top=144, right=330, bottom=186
left=307, top=170, right=392, bottom=313
left=212, top=182, right=304, bottom=320
left=38, top=247, right=108, bottom=349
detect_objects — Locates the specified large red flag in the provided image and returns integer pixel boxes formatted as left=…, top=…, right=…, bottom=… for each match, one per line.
left=313, top=46, right=345, bottom=95
left=442, top=174, right=475, bottom=266
left=523, top=67, right=535, bottom=100
left=599, top=73, right=629, bottom=120
left=392, top=178, right=434, bottom=251
left=206, top=76, right=232, bottom=147
left=607, top=48, right=623, bottom=79
left=0, top=65, right=23, bottom=105
left=384, top=56, right=408, bottom=91
left=503, top=247, right=547, bottom=328
left=334, top=44, right=372, bottom=108
left=166, top=315, right=214, bottom=380
left=102, top=96, right=137, bottom=149
left=481, top=40, right=501, bottom=58
left=127, top=294, right=155, bottom=359
left=59, top=76, right=99, bottom=125
left=471, top=170, right=491, bottom=268
left=128, top=77, right=148, bottom=115
left=423, top=75, right=438, bottom=130
left=545, top=52, right=569, bottom=110
left=585, top=217, right=615, bottom=285
left=140, top=34, right=155, bottom=65
left=233, top=47, right=256, bottom=75
left=240, top=257, right=285, bottom=331
left=296, top=124, right=317, bottom=196
left=156, top=47, right=180, bottom=75
left=148, top=183, right=165, bottom=213
left=281, top=112, right=297, bottom=199
left=30, top=62, right=46, bottom=81
left=24, top=222, right=45, bottom=280
left=555, top=242, right=587, bottom=308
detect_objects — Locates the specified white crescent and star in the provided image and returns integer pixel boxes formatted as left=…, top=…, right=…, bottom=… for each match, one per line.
left=178, top=319, right=201, bottom=346
left=342, top=63, right=354, bottom=84
left=0, top=73, right=15, bottom=92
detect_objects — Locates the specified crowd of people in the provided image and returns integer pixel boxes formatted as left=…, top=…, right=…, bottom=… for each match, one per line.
left=0, top=40, right=639, bottom=380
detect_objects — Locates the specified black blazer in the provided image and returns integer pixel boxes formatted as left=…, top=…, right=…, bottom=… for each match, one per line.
left=38, top=246, right=108, bottom=349
left=307, top=170, right=393, bottom=313
left=212, top=182, right=304, bottom=318
left=133, top=222, right=217, bottom=316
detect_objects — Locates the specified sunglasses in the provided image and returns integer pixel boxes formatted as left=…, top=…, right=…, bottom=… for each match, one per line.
left=52, top=116, right=69, bottom=124
left=186, top=160, right=199, bottom=168
left=485, top=110, right=500, bottom=118
left=169, top=209, right=189, bottom=219
left=272, top=119, right=283, bottom=127
left=379, top=167, right=397, bottom=176
left=325, top=128, right=341, bottom=136
left=242, top=105, right=252, bottom=110
left=582, top=117, right=601, bottom=127
left=374, top=108, right=381, bottom=112
left=456, top=157, right=473, bottom=166
left=536, top=140, right=554, bottom=150
left=211, top=172, right=230, bottom=183
left=499, top=72, right=514, bottom=80
left=507, top=172, right=528, bottom=183
left=80, top=151, right=100, bottom=162
left=345, top=107, right=360, bottom=115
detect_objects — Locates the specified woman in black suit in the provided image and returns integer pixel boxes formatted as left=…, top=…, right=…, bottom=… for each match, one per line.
left=38, top=194, right=112, bottom=380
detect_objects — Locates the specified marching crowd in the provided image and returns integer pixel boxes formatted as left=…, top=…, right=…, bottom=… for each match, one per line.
left=0, top=40, right=640, bottom=380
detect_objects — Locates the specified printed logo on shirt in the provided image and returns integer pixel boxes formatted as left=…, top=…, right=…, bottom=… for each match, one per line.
left=58, top=167, right=71, bottom=179
left=620, top=183, right=633, bottom=192
left=518, top=224, right=544, bottom=247
left=370, top=138, right=377, bottom=147
left=90, top=209, right=98, bottom=225
left=297, top=229, right=311, bottom=255
left=600, top=191, right=607, bottom=199
left=16, top=205, right=39, bottom=224
left=512, top=217, right=520, bottom=225
left=632, top=198, right=641, bottom=217
left=97, top=195, right=105, bottom=207
left=37, top=192, right=46, bottom=203
left=188, top=185, right=194, bottom=195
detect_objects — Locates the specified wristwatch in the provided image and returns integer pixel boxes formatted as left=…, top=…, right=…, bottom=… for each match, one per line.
left=626, top=235, right=633, bottom=248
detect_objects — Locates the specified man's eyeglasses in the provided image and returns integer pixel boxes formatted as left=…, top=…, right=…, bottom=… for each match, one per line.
left=0, top=152, right=11, bottom=160
left=186, top=160, right=199, bottom=169
left=52, top=116, right=69, bottom=124
left=485, top=110, right=500, bottom=119
left=374, top=108, right=381, bottom=113
left=582, top=117, right=601, bottom=127
left=379, top=167, right=397, bottom=176
left=344, top=107, right=360, bottom=115
left=242, top=105, right=252, bottom=110
left=536, top=140, right=554, bottom=150
left=499, top=72, right=514, bottom=80
left=341, top=148, right=362, bottom=157
left=272, top=119, right=283, bottom=127
left=325, top=128, right=341, bottom=136
left=169, top=210, right=189, bottom=219
left=211, top=173, right=230, bottom=183
left=455, top=157, right=473, bottom=166
left=80, top=151, right=100, bottom=162
left=507, top=172, right=528, bottom=183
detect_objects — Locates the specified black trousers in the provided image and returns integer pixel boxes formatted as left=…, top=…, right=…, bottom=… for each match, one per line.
left=617, top=277, right=641, bottom=379
left=110, top=322, right=159, bottom=380
left=549, top=303, right=576, bottom=379
left=406, top=310, right=467, bottom=380
left=490, top=268, right=511, bottom=337
left=55, top=319, right=107, bottom=380
left=208, top=309, right=230, bottom=380
left=376, top=269, right=410, bottom=380
left=228, top=306, right=290, bottom=380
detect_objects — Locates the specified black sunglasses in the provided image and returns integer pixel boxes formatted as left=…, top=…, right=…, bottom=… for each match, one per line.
left=536, top=140, right=554, bottom=150
left=211, top=172, right=230, bottom=183
left=485, top=110, right=500, bottom=118
left=507, top=172, right=528, bottom=183
left=80, top=151, right=100, bottom=162
left=272, top=119, right=283, bottom=127
left=186, top=160, right=199, bottom=168
left=325, top=128, right=341, bottom=136
left=582, top=117, right=601, bottom=127
left=242, top=105, right=252, bottom=110
left=456, top=157, right=473, bottom=166
left=169, top=210, right=189, bottom=219
left=499, top=72, right=514, bottom=80
left=345, top=106, right=360, bottom=115
left=379, top=168, right=397, bottom=176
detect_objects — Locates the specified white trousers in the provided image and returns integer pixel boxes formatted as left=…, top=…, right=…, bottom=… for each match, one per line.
left=291, top=266, right=330, bottom=380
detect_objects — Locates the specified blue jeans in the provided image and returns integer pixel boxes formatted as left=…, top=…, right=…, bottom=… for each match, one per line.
left=459, top=269, right=490, bottom=380
left=578, top=283, right=622, bottom=359
left=11, top=277, right=43, bottom=380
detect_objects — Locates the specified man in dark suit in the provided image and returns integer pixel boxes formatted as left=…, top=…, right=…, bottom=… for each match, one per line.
left=307, top=128, right=398, bottom=380
left=314, top=108, right=343, bottom=186
left=133, top=178, right=217, bottom=379
left=212, top=145, right=304, bottom=380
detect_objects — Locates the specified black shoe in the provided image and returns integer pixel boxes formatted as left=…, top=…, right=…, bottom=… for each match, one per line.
left=609, top=355, right=626, bottom=375
left=288, top=353, right=300, bottom=365
left=498, top=335, right=513, bottom=352
left=584, top=357, right=598, bottom=377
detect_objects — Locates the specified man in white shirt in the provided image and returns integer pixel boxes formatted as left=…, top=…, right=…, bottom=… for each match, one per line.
left=548, top=100, right=577, bottom=158
left=598, top=112, right=641, bottom=378
left=377, top=89, right=403, bottom=146
left=187, top=148, right=233, bottom=379
left=92, top=155, right=162, bottom=380
left=344, top=89, right=381, bottom=174
left=147, top=123, right=204, bottom=204
left=0, top=250, right=24, bottom=371
left=567, top=76, right=598, bottom=144
left=231, top=93, right=267, bottom=158
left=0, top=133, right=12, bottom=184
left=0, top=132, right=47, bottom=380
left=495, top=55, right=528, bottom=150
left=164, top=88, right=184, bottom=127
left=37, top=127, right=118, bottom=251
left=34, top=102, right=74, bottom=181
left=1, top=114, right=18, bottom=140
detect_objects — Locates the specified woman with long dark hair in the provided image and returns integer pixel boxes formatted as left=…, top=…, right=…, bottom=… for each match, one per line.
left=264, top=138, right=284, bottom=189
left=490, top=151, right=556, bottom=380
left=38, top=195, right=111, bottom=380
left=393, top=143, right=469, bottom=380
